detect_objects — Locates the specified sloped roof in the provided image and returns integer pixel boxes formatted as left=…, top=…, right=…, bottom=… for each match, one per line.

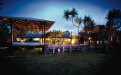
left=17, top=33, right=71, bottom=38
left=62, top=34, right=71, bottom=38
left=0, top=16, right=55, bottom=32
left=62, top=33, right=71, bottom=38
left=16, top=33, right=43, bottom=38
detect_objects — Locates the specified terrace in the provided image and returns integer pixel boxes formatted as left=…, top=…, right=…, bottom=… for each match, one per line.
left=0, top=16, right=55, bottom=53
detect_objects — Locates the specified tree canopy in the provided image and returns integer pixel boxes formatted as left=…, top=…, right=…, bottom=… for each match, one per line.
left=0, top=22, right=11, bottom=46
left=106, top=8, right=121, bottom=30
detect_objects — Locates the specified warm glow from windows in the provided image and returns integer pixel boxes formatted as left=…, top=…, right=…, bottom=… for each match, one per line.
left=71, top=40, right=74, bottom=44
left=88, top=37, right=91, bottom=40
left=21, top=40, right=24, bottom=42
left=34, top=38, right=40, bottom=41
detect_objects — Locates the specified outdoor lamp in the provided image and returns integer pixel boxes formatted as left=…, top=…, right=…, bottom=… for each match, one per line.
left=88, top=37, right=91, bottom=46
left=88, top=37, right=91, bottom=40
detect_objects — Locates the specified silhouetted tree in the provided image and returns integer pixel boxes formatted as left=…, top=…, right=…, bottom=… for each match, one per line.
left=63, top=7, right=83, bottom=44
left=105, top=8, right=121, bottom=54
left=83, top=15, right=95, bottom=43
left=94, top=25, right=108, bottom=52
left=0, top=22, right=10, bottom=46
left=106, top=8, right=121, bottom=43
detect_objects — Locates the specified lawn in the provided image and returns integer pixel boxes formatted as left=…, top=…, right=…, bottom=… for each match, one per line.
left=0, top=48, right=120, bottom=75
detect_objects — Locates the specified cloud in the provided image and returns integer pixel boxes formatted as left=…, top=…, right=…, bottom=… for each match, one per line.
left=63, top=25, right=75, bottom=29
left=80, top=9, right=87, bottom=12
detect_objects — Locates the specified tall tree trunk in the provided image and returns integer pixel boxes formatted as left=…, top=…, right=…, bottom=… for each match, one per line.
left=99, top=36, right=101, bottom=50
left=78, top=27, right=79, bottom=45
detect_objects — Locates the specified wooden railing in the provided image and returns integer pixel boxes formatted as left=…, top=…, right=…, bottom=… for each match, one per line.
left=46, top=45, right=90, bottom=53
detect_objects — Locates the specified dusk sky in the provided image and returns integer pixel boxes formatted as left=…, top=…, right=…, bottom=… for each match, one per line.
left=0, top=0, right=121, bottom=34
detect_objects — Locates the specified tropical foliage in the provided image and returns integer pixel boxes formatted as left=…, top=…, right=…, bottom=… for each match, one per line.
left=106, top=9, right=121, bottom=43
left=46, top=30, right=63, bottom=38
left=63, top=7, right=83, bottom=44
left=82, top=15, right=95, bottom=43
left=104, top=8, right=121, bottom=53
left=106, top=9, right=121, bottom=30
left=0, top=22, right=10, bottom=46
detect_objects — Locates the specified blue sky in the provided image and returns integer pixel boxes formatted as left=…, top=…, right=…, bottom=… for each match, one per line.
left=0, top=0, right=121, bottom=34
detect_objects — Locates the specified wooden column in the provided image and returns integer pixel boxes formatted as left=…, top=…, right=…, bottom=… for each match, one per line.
left=42, top=25, right=44, bottom=45
left=43, top=22, right=46, bottom=54
left=10, top=18, right=13, bottom=55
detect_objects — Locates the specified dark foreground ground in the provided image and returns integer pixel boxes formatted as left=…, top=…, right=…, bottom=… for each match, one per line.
left=0, top=47, right=121, bottom=75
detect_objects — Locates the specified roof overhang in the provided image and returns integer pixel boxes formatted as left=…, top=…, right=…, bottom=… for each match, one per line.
left=0, top=16, right=55, bottom=32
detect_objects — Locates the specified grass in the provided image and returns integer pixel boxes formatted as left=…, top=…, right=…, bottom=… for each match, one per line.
left=0, top=48, right=120, bottom=75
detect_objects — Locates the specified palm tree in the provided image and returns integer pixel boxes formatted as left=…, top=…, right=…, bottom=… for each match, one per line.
left=63, top=9, right=71, bottom=21
left=63, top=7, right=83, bottom=45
